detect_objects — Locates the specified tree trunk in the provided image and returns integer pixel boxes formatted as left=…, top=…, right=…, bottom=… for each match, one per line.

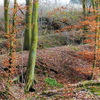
left=23, top=0, right=32, bottom=50
left=4, top=0, right=9, bottom=35
left=83, top=0, right=86, bottom=18
left=9, top=0, right=17, bottom=60
left=24, top=0, right=39, bottom=93
left=96, top=0, right=99, bottom=23
left=92, top=0, right=99, bottom=78
left=96, top=0, right=99, bottom=65
left=82, top=0, right=87, bottom=43
left=91, top=0, right=95, bottom=9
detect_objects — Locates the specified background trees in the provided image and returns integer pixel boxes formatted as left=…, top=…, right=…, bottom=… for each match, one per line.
left=83, top=0, right=86, bottom=17
left=4, top=0, right=9, bottom=35
left=23, top=0, right=32, bottom=50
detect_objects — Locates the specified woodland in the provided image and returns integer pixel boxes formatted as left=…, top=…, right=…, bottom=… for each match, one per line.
left=0, top=0, right=100, bottom=99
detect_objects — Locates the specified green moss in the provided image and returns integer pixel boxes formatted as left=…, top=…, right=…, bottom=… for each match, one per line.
left=44, top=77, right=63, bottom=88
left=87, top=86, right=100, bottom=95
left=71, top=46, right=79, bottom=51
left=83, top=83, right=100, bottom=95
left=0, top=38, right=4, bottom=42
left=60, top=95, right=65, bottom=99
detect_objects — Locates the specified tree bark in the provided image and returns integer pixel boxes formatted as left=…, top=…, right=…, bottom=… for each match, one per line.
left=91, top=0, right=95, bottom=9
left=83, top=0, right=86, bottom=18
left=23, top=0, right=32, bottom=50
left=82, top=0, right=87, bottom=43
left=24, top=0, right=39, bottom=93
left=4, top=0, right=9, bottom=35
left=96, top=0, right=99, bottom=66
left=92, top=0, right=99, bottom=78
left=9, top=0, right=17, bottom=61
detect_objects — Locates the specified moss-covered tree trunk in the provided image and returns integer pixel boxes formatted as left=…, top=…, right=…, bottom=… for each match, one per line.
left=4, top=0, right=9, bottom=35
left=92, top=1, right=96, bottom=68
left=13, top=0, right=17, bottom=31
left=24, top=0, right=39, bottom=93
left=23, top=0, right=32, bottom=50
left=92, top=0, right=99, bottom=78
left=9, top=0, right=17, bottom=65
left=83, top=0, right=86, bottom=18
left=96, top=0, right=99, bottom=24
left=82, top=0, right=87, bottom=43
left=93, top=0, right=97, bottom=68
left=91, top=0, right=95, bottom=9
left=96, top=0, right=99, bottom=66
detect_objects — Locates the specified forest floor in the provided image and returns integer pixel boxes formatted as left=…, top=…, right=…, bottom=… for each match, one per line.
left=1, top=44, right=100, bottom=99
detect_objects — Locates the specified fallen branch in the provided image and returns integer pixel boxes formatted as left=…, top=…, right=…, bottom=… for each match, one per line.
left=70, top=79, right=100, bottom=87
left=0, top=91, right=8, bottom=99
left=40, top=79, right=100, bottom=95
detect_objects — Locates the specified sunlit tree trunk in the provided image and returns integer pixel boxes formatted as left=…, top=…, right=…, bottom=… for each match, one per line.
left=24, top=0, right=39, bottom=93
left=24, top=0, right=32, bottom=50
left=4, top=0, right=9, bottom=35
